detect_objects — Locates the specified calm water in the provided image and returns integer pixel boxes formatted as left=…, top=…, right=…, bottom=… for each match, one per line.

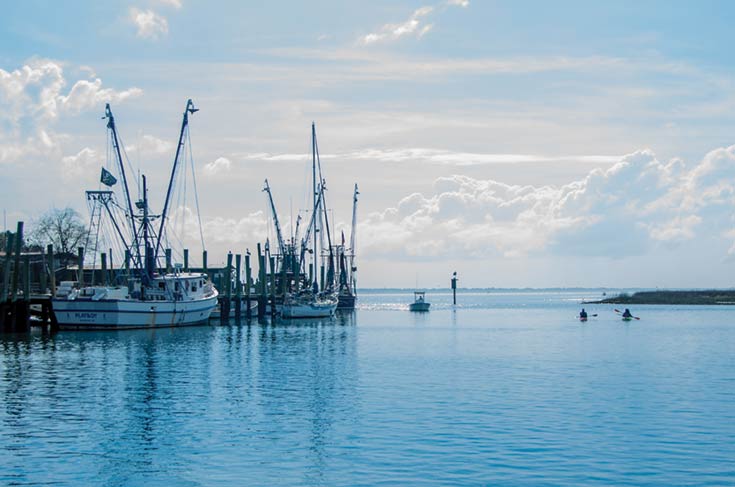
left=1, top=290, right=734, bottom=486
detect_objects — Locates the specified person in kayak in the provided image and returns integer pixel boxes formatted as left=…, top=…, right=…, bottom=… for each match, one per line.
left=579, top=309, right=588, bottom=319
left=622, top=308, right=632, bottom=318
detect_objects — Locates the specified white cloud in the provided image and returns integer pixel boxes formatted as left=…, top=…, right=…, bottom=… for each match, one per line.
left=204, top=156, right=232, bottom=175
left=0, top=59, right=142, bottom=171
left=359, top=146, right=735, bottom=260
left=158, top=0, right=182, bottom=8
left=447, top=0, right=469, bottom=6
left=237, top=148, right=620, bottom=166
left=126, top=134, right=174, bottom=156
left=61, top=147, right=100, bottom=181
left=361, top=6, right=435, bottom=45
left=129, top=8, right=169, bottom=40
left=59, top=78, right=142, bottom=115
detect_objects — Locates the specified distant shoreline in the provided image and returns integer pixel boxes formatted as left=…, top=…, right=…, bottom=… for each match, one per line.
left=585, top=290, right=735, bottom=305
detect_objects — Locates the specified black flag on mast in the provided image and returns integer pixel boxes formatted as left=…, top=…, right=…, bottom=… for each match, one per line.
left=100, top=167, right=117, bottom=187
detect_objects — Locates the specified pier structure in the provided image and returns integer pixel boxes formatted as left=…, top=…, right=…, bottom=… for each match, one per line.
left=0, top=219, right=296, bottom=333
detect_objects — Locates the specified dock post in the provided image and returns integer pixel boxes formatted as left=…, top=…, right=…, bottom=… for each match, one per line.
left=256, top=243, right=266, bottom=318
left=245, top=254, right=252, bottom=319
left=222, top=252, right=233, bottom=324
left=23, top=256, right=31, bottom=300
left=48, top=244, right=55, bottom=297
left=77, top=247, right=85, bottom=288
left=235, top=254, right=242, bottom=321
left=320, top=264, right=325, bottom=292
left=184, top=249, right=189, bottom=272
left=309, top=263, right=313, bottom=286
left=101, top=252, right=108, bottom=286
left=40, top=251, right=48, bottom=294
left=202, top=250, right=208, bottom=274
left=124, top=249, right=130, bottom=280
left=269, top=256, right=277, bottom=316
left=11, top=222, right=23, bottom=301
left=165, top=248, right=172, bottom=274
left=2, top=233, right=14, bottom=302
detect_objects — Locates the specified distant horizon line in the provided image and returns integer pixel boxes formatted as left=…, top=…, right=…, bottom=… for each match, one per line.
left=357, top=287, right=735, bottom=292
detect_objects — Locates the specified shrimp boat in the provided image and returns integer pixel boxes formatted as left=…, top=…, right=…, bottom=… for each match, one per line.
left=263, top=123, right=354, bottom=319
left=53, top=101, right=218, bottom=330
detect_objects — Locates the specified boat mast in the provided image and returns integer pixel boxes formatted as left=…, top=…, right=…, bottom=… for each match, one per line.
left=263, top=179, right=286, bottom=256
left=349, top=183, right=359, bottom=291
left=312, top=122, right=318, bottom=289
left=154, top=99, right=198, bottom=271
left=142, top=175, right=152, bottom=282
left=104, top=104, right=141, bottom=268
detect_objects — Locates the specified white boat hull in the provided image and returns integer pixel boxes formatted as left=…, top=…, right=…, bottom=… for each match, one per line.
left=409, top=302, right=430, bottom=312
left=281, top=302, right=337, bottom=319
left=52, top=296, right=218, bottom=330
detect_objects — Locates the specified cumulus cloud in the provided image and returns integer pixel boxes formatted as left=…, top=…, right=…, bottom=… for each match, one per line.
left=447, top=0, right=469, bottom=6
left=61, top=147, right=100, bottom=181
left=129, top=8, right=169, bottom=40
left=204, top=157, right=232, bottom=175
left=0, top=59, right=141, bottom=164
left=360, top=146, right=735, bottom=260
left=126, top=134, right=174, bottom=156
left=201, top=211, right=269, bottom=246
left=158, top=0, right=182, bottom=8
left=59, top=78, right=142, bottom=115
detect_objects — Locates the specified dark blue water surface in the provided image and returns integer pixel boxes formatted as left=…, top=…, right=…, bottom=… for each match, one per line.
left=1, top=290, right=734, bottom=486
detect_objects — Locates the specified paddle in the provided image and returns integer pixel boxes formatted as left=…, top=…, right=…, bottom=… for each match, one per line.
left=577, top=314, right=597, bottom=319
left=614, top=309, right=641, bottom=320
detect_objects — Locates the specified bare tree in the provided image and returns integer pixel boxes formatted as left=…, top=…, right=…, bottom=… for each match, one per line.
left=30, top=208, right=87, bottom=255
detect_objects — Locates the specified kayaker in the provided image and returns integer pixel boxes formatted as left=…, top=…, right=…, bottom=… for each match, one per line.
left=580, top=309, right=588, bottom=319
left=622, top=308, right=632, bottom=318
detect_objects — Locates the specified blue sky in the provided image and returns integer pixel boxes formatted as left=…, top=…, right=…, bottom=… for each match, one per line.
left=2, top=1, right=735, bottom=287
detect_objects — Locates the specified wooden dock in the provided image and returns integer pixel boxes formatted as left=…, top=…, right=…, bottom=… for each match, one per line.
left=1, top=220, right=288, bottom=333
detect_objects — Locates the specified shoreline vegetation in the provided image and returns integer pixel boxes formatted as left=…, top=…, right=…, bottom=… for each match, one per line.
left=358, top=288, right=735, bottom=305
left=586, top=290, right=735, bottom=305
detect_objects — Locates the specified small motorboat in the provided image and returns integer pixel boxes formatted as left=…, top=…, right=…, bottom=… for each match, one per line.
left=409, top=291, right=430, bottom=312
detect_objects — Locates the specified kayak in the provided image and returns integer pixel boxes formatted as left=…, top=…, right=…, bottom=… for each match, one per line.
left=579, top=316, right=588, bottom=322
left=622, top=317, right=633, bottom=322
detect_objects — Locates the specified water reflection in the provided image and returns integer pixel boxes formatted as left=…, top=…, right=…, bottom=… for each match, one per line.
left=0, top=315, right=358, bottom=486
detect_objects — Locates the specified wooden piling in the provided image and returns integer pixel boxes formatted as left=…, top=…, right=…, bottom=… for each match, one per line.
left=222, top=252, right=233, bottom=324
left=202, top=250, right=208, bottom=274
left=235, top=254, right=242, bottom=320
left=23, top=256, right=30, bottom=299
left=269, top=256, right=276, bottom=316
left=47, top=244, right=56, bottom=297
left=11, top=222, right=23, bottom=301
left=77, top=247, right=85, bottom=288
left=2, top=233, right=14, bottom=302
left=184, top=248, right=189, bottom=272
left=40, top=252, right=48, bottom=294
left=245, top=254, right=252, bottom=319
left=256, top=243, right=266, bottom=318
left=101, top=252, right=108, bottom=286
left=165, top=248, right=172, bottom=273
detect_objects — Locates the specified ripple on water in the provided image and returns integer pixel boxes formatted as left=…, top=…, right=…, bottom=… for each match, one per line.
left=1, top=294, right=734, bottom=486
